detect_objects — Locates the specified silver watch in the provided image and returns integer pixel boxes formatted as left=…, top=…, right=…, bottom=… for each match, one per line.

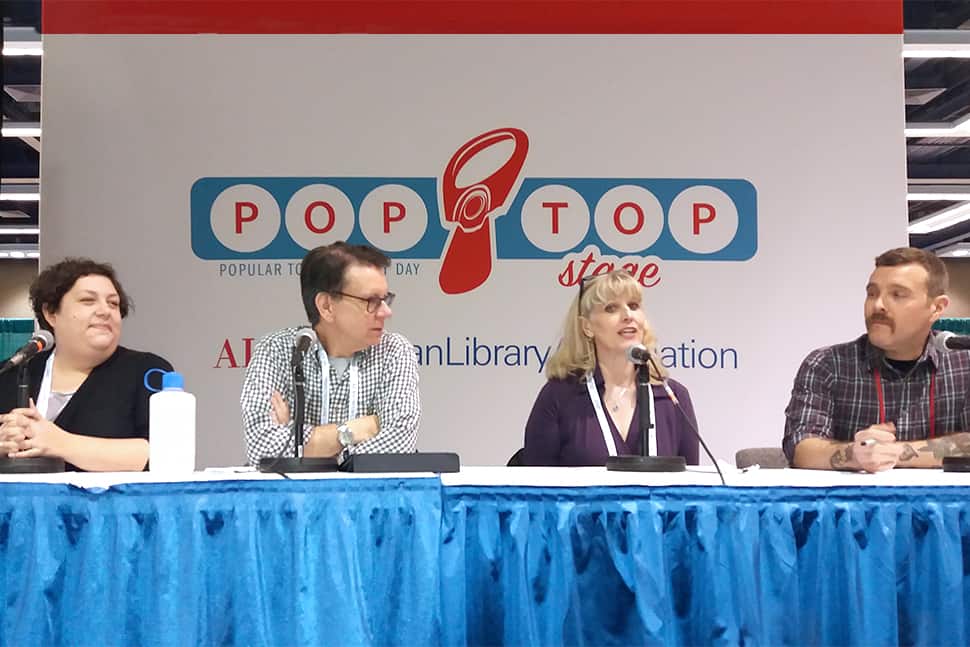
left=337, top=423, right=354, bottom=448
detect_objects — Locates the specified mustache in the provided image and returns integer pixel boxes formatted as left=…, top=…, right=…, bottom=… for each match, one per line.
left=867, top=314, right=894, bottom=329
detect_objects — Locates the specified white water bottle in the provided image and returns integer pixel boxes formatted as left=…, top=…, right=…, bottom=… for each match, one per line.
left=146, top=370, right=197, bottom=473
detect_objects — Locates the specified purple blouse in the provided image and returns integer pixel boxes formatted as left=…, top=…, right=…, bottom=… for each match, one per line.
left=523, top=369, right=699, bottom=467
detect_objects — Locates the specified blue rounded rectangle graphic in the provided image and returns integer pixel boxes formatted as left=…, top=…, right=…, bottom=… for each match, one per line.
left=190, top=176, right=756, bottom=261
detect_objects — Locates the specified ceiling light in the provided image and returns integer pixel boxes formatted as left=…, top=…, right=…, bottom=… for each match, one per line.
left=902, top=47, right=970, bottom=59
left=908, top=202, right=970, bottom=235
left=2, top=45, right=42, bottom=56
left=905, top=114, right=970, bottom=138
left=1, top=124, right=41, bottom=137
left=908, top=193, right=970, bottom=201
left=0, top=243, right=39, bottom=260
left=933, top=243, right=970, bottom=259
left=903, top=30, right=970, bottom=59
left=907, top=185, right=970, bottom=201
left=0, top=227, right=39, bottom=235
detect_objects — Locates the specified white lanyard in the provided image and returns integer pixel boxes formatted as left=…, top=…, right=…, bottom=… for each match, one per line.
left=36, top=351, right=56, bottom=418
left=316, top=346, right=359, bottom=425
left=586, top=373, right=656, bottom=457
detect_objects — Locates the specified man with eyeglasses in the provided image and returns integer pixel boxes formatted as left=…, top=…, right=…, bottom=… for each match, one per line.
left=241, top=242, right=420, bottom=465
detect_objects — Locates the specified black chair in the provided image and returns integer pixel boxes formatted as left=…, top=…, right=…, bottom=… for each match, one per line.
left=507, top=448, right=526, bottom=467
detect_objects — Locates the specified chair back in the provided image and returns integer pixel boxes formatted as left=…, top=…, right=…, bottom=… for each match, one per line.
left=735, top=447, right=788, bottom=469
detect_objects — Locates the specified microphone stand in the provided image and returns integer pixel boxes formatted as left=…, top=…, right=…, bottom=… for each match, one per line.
left=0, top=364, right=65, bottom=474
left=606, top=359, right=686, bottom=472
left=258, top=346, right=337, bottom=473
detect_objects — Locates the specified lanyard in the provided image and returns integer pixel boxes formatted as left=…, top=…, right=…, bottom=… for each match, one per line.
left=316, top=347, right=359, bottom=425
left=586, top=374, right=656, bottom=456
left=35, top=351, right=56, bottom=418
left=873, top=367, right=936, bottom=438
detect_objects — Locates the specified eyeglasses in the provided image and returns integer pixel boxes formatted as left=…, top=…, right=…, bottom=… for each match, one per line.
left=577, top=274, right=602, bottom=302
left=331, top=291, right=396, bottom=313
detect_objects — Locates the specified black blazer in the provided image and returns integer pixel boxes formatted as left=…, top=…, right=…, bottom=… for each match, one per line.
left=0, top=346, right=173, bottom=470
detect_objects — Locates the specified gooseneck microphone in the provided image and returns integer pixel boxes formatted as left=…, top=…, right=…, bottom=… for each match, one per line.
left=606, top=344, right=725, bottom=484
left=649, top=355, right=726, bottom=486
left=290, top=328, right=316, bottom=366
left=0, top=330, right=54, bottom=376
left=935, top=331, right=970, bottom=351
left=0, top=329, right=65, bottom=474
left=607, top=345, right=687, bottom=473
left=259, top=327, right=338, bottom=474
left=625, top=344, right=652, bottom=365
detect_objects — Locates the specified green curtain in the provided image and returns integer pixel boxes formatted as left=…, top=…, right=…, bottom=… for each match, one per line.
left=0, top=319, right=34, bottom=362
left=933, top=317, right=970, bottom=335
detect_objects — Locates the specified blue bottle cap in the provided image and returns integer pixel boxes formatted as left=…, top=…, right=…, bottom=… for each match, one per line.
left=161, top=371, right=185, bottom=390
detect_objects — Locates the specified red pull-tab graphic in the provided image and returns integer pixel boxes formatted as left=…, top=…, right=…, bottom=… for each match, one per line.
left=438, top=128, right=529, bottom=294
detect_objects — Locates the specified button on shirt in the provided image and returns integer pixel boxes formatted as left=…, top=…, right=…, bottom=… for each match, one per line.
left=783, top=332, right=970, bottom=462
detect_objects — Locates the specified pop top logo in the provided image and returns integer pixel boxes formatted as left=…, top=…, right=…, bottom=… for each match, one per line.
left=191, top=128, right=757, bottom=294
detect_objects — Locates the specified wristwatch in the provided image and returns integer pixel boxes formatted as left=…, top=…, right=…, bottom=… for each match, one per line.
left=337, top=423, right=354, bottom=448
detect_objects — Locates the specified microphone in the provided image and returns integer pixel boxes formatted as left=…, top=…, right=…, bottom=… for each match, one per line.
left=291, top=328, right=316, bottom=367
left=0, top=330, right=54, bottom=375
left=626, top=344, right=652, bottom=364
left=935, top=331, right=970, bottom=351
left=650, top=354, right=727, bottom=486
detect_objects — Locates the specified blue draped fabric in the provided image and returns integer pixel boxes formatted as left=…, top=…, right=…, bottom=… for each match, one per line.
left=439, top=485, right=970, bottom=647
left=2, top=479, right=970, bottom=646
left=0, top=318, right=33, bottom=362
left=0, top=478, right=443, bottom=647
left=933, top=317, right=970, bottom=334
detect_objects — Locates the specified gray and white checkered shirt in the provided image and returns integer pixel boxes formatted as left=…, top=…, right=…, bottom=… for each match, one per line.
left=241, top=327, right=420, bottom=465
left=783, top=332, right=970, bottom=461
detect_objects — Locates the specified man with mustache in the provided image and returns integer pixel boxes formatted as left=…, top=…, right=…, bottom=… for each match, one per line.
left=783, top=247, right=970, bottom=472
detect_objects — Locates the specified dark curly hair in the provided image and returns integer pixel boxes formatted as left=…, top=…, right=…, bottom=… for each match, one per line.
left=30, top=258, right=131, bottom=332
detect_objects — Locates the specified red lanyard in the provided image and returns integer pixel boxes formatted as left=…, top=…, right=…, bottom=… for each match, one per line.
left=873, top=367, right=936, bottom=438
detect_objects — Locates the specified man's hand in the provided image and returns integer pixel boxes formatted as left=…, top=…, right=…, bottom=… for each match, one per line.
left=270, top=391, right=291, bottom=426
left=852, top=423, right=902, bottom=472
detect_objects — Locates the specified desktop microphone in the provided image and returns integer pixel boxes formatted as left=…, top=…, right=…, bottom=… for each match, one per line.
left=935, top=331, right=970, bottom=351
left=290, top=328, right=316, bottom=366
left=0, top=330, right=54, bottom=375
left=625, top=344, right=652, bottom=365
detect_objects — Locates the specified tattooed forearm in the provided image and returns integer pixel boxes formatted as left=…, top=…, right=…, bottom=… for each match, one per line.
left=919, top=432, right=970, bottom=459
left=898, top=444, right=919, bottom=462
left=830, top=443, right=855, bottom=470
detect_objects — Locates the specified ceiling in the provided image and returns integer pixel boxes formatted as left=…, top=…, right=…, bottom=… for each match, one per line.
left=2, top=1, right=970, bottom=259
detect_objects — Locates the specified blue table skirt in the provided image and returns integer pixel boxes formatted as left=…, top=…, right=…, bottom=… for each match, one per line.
left=441, top=485, right=970, bottom=647
left=2, top=480, right=969, bottom=646
left=0, top=478, right=443, bottom=647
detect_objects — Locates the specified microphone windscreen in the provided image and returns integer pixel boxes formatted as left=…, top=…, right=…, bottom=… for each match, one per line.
left=33, top=330, right=54, bottom=350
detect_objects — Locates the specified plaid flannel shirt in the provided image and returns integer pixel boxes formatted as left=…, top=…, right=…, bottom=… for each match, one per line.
left=783, top=332, right=970, bottom=461
left=241, top=327, right=420, bottom=465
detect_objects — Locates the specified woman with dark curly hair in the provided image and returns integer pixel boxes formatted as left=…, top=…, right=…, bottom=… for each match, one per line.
left=0, top=258, right=172, bottom=471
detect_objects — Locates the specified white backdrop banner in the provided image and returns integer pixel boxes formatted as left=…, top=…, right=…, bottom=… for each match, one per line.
left=40, top=2, right=906, bottom=467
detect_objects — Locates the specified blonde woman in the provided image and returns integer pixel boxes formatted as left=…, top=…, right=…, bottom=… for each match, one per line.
left=523, top=270, right=698, bottom=466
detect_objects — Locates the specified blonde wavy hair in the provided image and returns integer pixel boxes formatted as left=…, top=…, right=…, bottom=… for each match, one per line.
left=545, top=269, right=667, bottom=382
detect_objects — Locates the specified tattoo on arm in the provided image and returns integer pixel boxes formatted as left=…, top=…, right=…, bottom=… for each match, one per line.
left=898, top=444, right=919, bottom=462
left=919, top=432, right=970, bottom=459
left=830, top=443, right=854, bottom=470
